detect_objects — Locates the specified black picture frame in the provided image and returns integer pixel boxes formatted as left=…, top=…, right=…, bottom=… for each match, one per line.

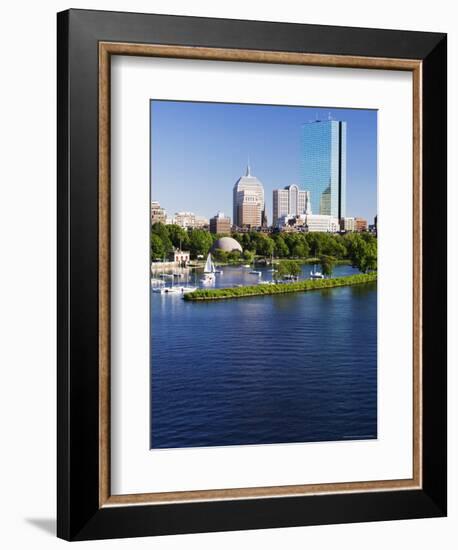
left=57, top=8, right=447, bottom=541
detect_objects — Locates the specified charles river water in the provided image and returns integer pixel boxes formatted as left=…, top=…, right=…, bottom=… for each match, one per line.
left=151, top=263, right=377, bottom=449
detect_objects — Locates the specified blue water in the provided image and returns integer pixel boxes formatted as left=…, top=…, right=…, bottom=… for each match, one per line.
left=150, top=264, right=377, bottom=448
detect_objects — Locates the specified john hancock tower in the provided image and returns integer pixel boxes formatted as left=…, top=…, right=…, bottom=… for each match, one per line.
left=301, top=119, right=347, bottom=220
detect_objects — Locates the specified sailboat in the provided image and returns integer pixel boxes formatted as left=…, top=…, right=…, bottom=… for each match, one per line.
left=310, top=264, right=324, bottom=279
left=200, top=253, right=216, bottom=284
left=177, top=269, right=197, bottom=294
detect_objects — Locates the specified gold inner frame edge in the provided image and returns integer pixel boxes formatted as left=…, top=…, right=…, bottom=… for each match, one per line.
left=98, top=42, right=422, bottom=507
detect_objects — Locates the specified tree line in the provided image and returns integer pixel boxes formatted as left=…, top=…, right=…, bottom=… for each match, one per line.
left=151, top=222, right=377, bottom=274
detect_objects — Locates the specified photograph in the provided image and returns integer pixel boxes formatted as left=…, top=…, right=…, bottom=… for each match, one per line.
left=150, top=100, right=378, bottom=449
left=51, top=6, right=447, bottom=542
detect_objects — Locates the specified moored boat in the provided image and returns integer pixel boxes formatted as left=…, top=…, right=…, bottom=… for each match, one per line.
left=200, top=253, right=216, bottom=284
left=310, top=265, right=324, bottom=279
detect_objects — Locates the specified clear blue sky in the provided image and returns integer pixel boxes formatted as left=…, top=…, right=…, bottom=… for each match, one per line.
left=150, top=100, right=377, bottom=223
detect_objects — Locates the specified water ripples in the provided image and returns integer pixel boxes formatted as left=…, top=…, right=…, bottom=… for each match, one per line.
left=151, top=267, right=377, bottom=449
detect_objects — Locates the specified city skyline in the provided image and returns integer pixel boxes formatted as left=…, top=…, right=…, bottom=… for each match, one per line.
left=150, top=100, right=377, bottom=222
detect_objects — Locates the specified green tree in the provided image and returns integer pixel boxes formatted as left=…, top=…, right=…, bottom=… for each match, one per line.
left=358, top=240, right=377, bottom=273
left=212, top=249, right=229, bottom=263
left=166, top=224, right=189, bottom=250
left=150, top=233, right=165, bottom=260
left=232, top=232, right=254, bottom=251
left=242, top=249, right=255, bottom=264
left=228, top=250, right=242, bottom=262
left=304, top=232, right=326, bottom=257
left=188, top=229, right=213, bottom=259
left=151, top=222, right=172, bottom=254
left=321, top=235, right=346, bottom=259
left=253, top=234, right=275, bottom=257
left=345, top=233, right=377, bottom=273
left=273, top=235, right=289, bottom=258
left=275, top=260, right=302, bottom=280
left=284, top=233, right=309, bottom=258
left=274, top=262, right=288, bottom=281
left=286, top=260, right=302, bottom=277
left=291, top=237, right=310, bottom=259
left=320, top=255, right=337, bottom=276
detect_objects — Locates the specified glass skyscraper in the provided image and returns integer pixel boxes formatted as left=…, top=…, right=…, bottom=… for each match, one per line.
left=300, top=120, right=347, bottom=219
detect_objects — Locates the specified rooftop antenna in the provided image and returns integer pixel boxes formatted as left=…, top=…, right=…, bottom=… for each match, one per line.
left=246, top=156, right=251, bottom=176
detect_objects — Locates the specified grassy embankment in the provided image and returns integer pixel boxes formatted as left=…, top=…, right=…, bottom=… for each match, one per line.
left=184, top=272, right=377, bottom=302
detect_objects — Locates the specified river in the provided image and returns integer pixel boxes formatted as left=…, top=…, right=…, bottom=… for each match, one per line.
left=150, top=263, right=377, bottom=448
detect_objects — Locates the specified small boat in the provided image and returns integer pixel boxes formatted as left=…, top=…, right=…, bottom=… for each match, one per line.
left=200, top=253, right=216, bottom=284
left=150, top=278, right=165, bottom=287
left=310, top=265, right=324, bottom=279
left=214, top=269, right=223, bottom=274
left=243, top=264, right=251, bottom=268
left=159, top=273, right=174, bottom=278
left=153, top=286, right=181, bottom=294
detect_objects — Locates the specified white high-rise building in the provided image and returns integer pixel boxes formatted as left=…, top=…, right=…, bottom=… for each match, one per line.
left=273, top=184, right=311, bottom=227
left=173, top=211, right=209, bottom=229
left=233, top=164, right=265, bottom=228
left=305, top=214, right=340, bottom=233
left=277, top=213, right=340, bottom=233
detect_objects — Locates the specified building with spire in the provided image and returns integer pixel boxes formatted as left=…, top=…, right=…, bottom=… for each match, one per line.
left=232, top=164, right=265, bottom=229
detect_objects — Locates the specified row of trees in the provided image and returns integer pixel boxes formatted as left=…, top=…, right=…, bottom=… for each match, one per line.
left=151, top=223, right=214, bottom=260
left=151, top=222, right=377, bottom=273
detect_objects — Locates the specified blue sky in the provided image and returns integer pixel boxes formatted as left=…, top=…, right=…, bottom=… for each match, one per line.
left=150, top=100, right=377, bottom=223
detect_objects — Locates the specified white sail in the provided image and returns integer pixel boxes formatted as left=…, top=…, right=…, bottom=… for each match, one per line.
left=204, top=253, right=214, bottom=273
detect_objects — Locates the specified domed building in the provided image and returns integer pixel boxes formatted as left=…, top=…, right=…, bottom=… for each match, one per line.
left=211, top=236, right=243, bottom=254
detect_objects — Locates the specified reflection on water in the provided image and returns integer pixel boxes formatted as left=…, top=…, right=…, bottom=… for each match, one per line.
left=150, top=264, right=377, bottom=449
left=151, top=262, right=361, bottom=290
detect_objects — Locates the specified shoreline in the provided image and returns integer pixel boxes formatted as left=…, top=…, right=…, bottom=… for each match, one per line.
left=183, top=273, right=377, bottom=301
left=155, top=258, right=353, bottom=270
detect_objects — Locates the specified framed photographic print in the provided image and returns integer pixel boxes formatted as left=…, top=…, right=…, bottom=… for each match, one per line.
left=57, top=9, right=447, bottom=541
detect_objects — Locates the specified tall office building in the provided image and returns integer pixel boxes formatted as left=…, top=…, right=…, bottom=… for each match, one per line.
left=301, top=119, right=347, bottom=219
left=233, top=164, right=265, bottom=228
left=273, top=184, right=311, bottom=227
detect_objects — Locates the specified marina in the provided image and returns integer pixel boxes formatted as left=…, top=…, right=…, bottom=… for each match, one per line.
left=151, top=260, right=361, bottom=295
